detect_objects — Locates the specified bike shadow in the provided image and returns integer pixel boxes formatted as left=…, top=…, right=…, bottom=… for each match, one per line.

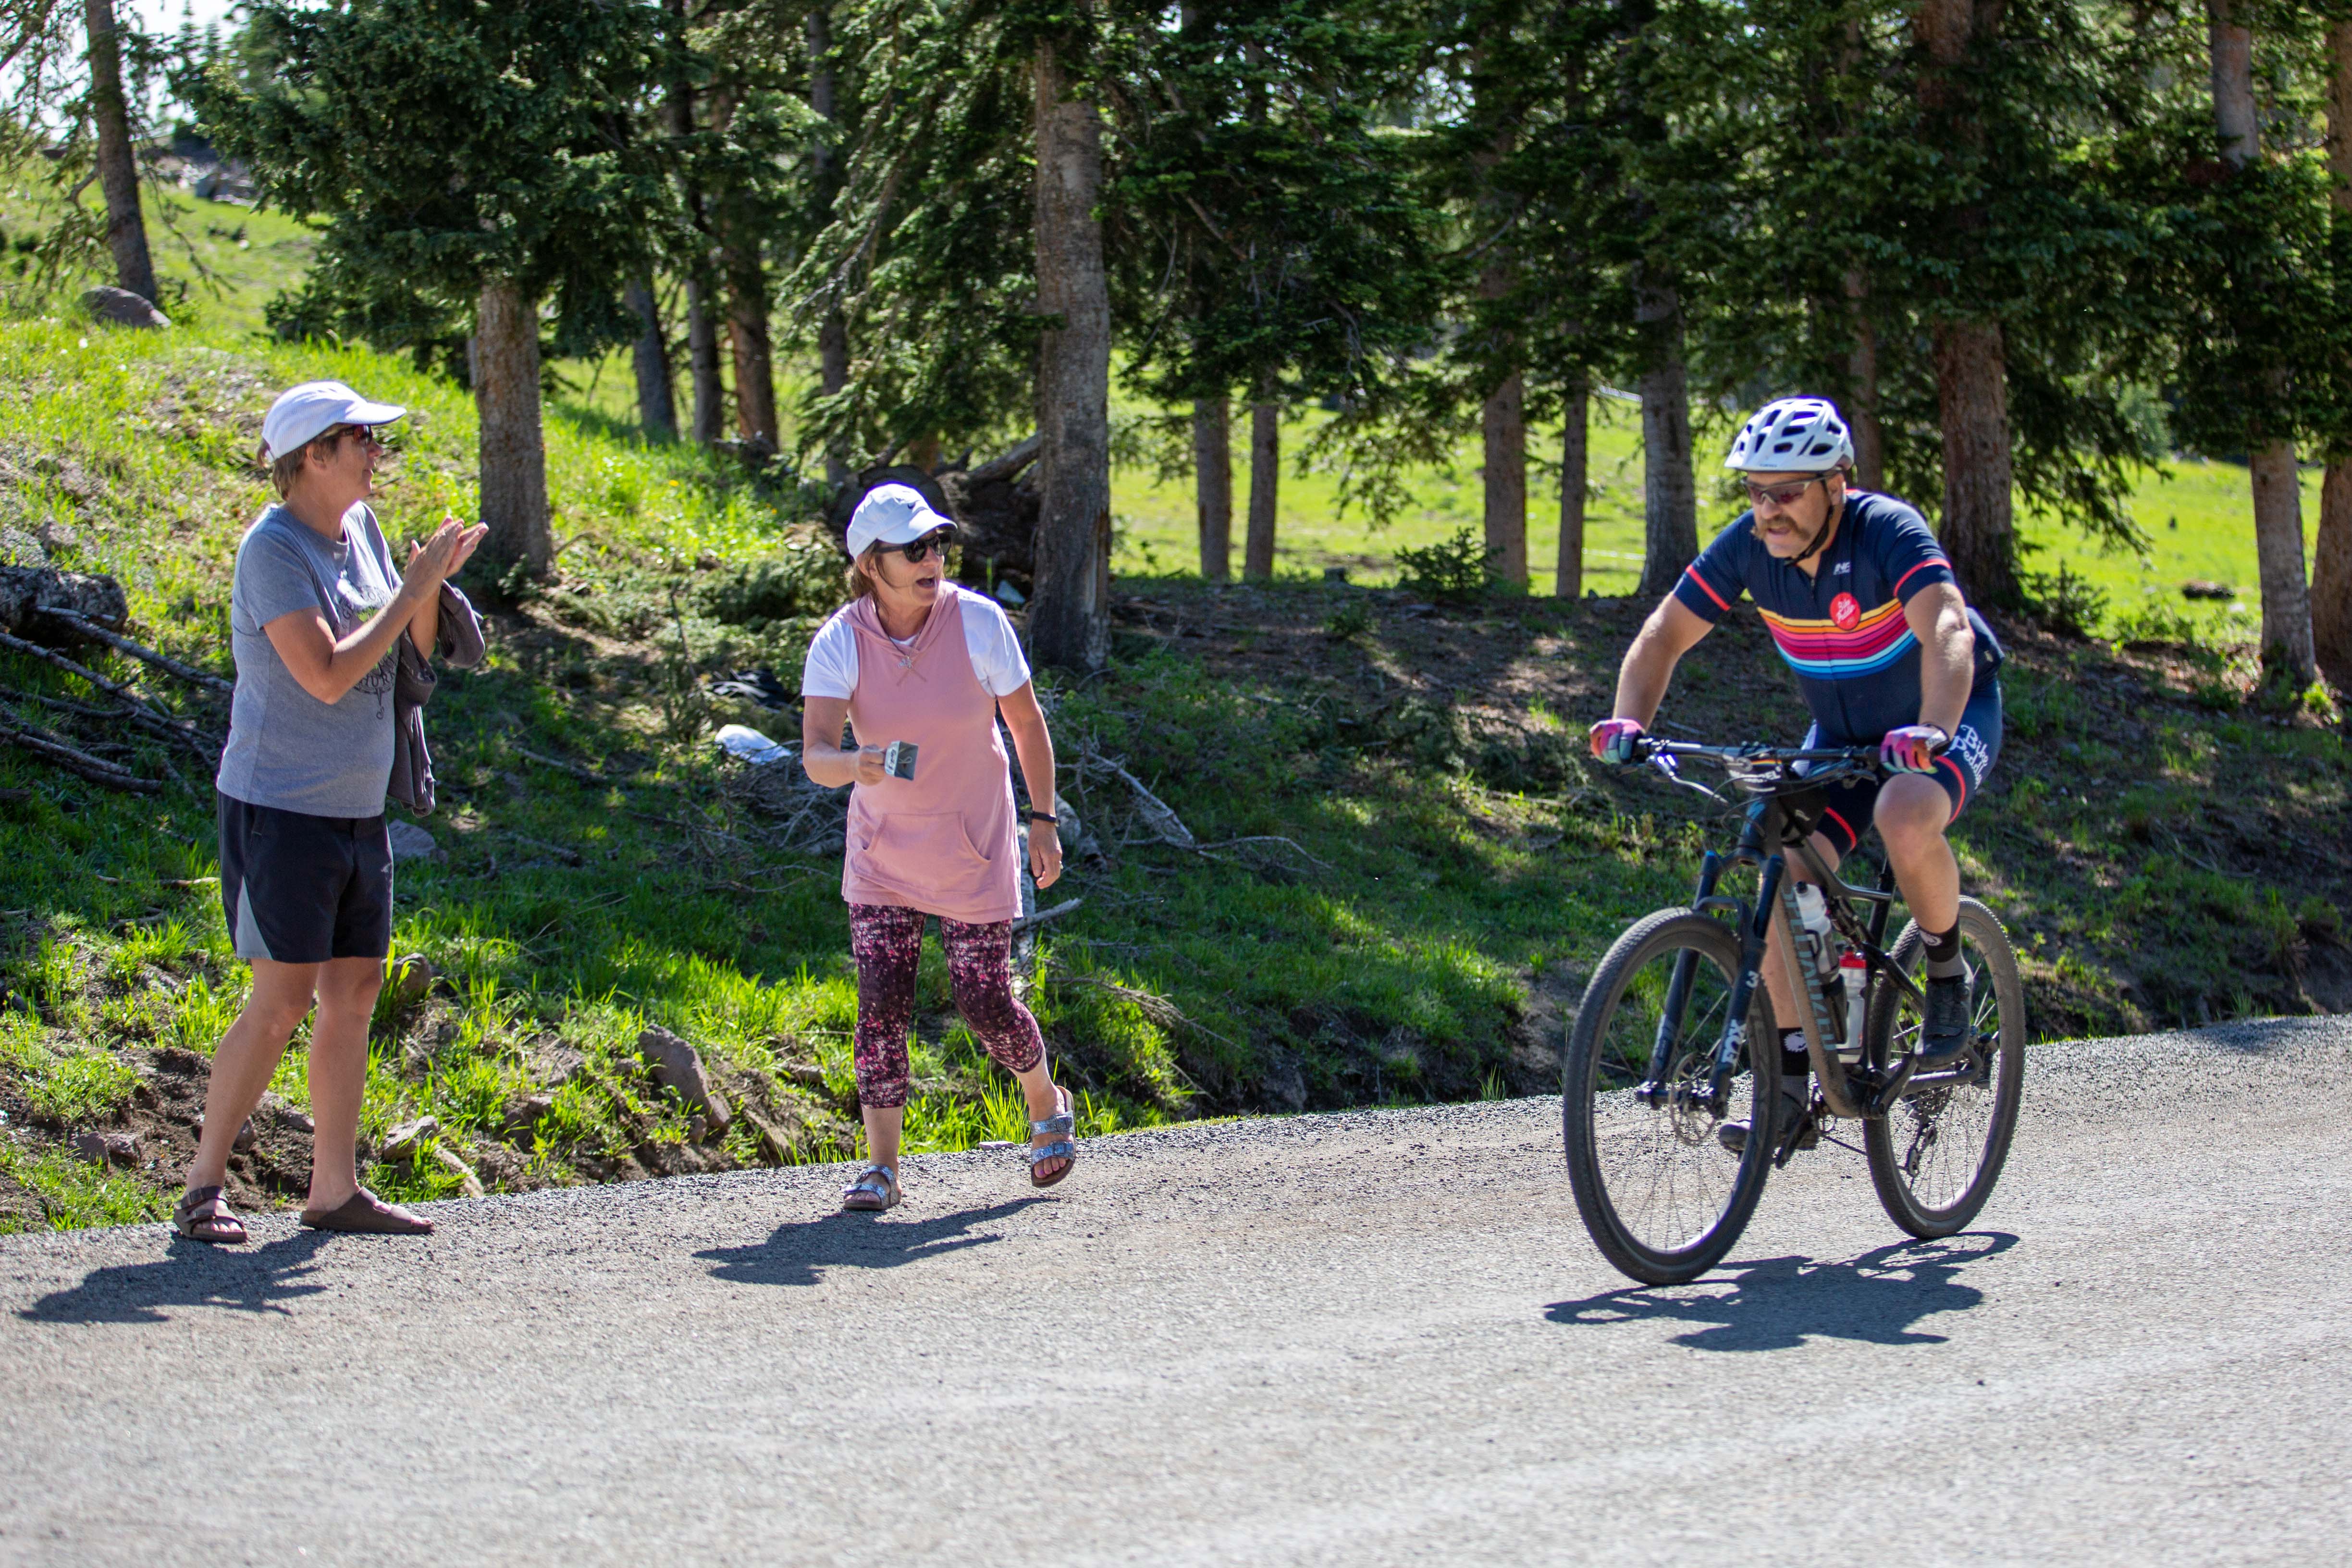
left=697, top=1198, right=1043, bottom=1288
left=17, top=1230, right=337, bottom=1325
left=1544, top=1232, right=2019, bottom=1351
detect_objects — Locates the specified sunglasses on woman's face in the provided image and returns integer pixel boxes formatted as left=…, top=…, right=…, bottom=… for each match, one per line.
left=1743, top=475, right=1826, bottom=509
left=879, top=528, right=956, bottom=563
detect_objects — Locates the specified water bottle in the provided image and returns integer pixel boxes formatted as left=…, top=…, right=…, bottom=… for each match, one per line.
left=1837, top=948, right=1869, bottom=1061
left=1793, top=885, right=1835, bottom=978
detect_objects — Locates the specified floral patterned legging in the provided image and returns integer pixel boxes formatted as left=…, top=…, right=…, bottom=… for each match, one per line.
left=849, top=903, right=1045, bottom=1110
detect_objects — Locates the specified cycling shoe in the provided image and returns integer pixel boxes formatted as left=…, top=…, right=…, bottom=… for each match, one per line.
left=1917, top=971, right=1974, bottom=1065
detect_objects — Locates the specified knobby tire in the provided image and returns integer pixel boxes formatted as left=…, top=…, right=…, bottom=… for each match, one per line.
left=1861, top=897, right=2026, bottom=1238
left=1563, top=909, right=1777, bottom=1285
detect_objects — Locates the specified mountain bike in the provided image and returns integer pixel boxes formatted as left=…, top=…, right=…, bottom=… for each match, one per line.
left=1562, top=738, right=2026, bottom=1285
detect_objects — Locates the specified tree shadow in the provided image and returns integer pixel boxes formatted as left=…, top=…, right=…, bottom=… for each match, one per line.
left=1544, top=1233, right=2019, bottom=1352
left=697, top=1198, right=1043, bottom=1288
left=17, top=1231, right=337, bottom=1325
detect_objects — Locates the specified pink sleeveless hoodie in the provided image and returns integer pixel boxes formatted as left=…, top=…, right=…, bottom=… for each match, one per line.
left=839, top=589, right=1021, bottom=923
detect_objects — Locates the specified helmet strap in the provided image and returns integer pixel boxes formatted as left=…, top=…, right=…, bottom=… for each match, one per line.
left=1788, top=481, right=1841, bottom=567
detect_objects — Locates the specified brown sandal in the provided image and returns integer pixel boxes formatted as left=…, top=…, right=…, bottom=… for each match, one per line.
left=172, top=1185, right=248, bottom=1245
left=299, top=1190, right=433, bottom=1235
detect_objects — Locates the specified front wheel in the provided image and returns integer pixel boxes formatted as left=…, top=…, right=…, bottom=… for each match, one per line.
left=1563, top=909, right=1777, bottom=1285
left=1862, top=897, right=2026, bottom=1238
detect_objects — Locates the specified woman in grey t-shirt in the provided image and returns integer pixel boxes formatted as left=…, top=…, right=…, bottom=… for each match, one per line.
left=175, top=381, right=484, bottom=1245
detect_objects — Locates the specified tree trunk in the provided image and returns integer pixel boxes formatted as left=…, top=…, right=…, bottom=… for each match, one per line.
left=83, top=0, right=155, bottom=308
left=1844, top=271, right=1884, bottom=491
left=1471, top=54, right=1525, bottom=592
left=473, top=280, right=552, bottom=576
left=1555, top=375, right=1588, bottom=599
left=2208, top=1, right=2257, bottom=163
left=1634, top=267, right=1697, bottom=597
left=2315, top=19, right=2352, bottom=687
left=625, top=279, right=676, bottom=444
left=1245, top=389, right=1279, bottom=580
left=1194, top=395, right=1231, bottom=582
left=1030, top=33, right=1113, bottom=671
left=683, top=279, right=725, bottom=445
left=2319, top=462, right=2352, bottom=689
left=809, top=5, right=852, bottom=487
left=1915, top=0, right=2020, bottom=613
left=2249, top=441, right=2316, bottom=681
left=724, top=257, right=777, bottom=450
left=1484, top=369, right=1527, bottom=590
left=2209, top=0, right=2314, bottom=683
left=663, top=7, right=725, bottom=447
left=1932, top=321, right=2020, bottom=610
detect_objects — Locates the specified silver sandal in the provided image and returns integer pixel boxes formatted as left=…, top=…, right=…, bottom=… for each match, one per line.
left=840, top=1164, right=899, bottom=1211
left=1027, top=1088, right=1077, bottom=1189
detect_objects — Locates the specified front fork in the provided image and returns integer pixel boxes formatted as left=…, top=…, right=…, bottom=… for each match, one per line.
left=1633, top=849, right=1779, bottom=1119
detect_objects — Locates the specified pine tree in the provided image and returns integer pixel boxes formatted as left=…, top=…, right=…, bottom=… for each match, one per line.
left=189, top=0, right=665, bottom=576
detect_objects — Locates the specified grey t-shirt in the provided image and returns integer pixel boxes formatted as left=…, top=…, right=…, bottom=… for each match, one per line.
left=214, top=502, right=403, bottom=818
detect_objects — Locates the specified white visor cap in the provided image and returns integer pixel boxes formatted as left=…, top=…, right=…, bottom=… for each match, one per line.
left=261, top=380, right=406, bottom=462
left=846, top=482, right=954, bottom=558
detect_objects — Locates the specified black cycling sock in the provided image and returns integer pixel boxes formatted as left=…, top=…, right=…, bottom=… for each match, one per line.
left=1923, top=924, right=1966, bottom=979
left=1779, top=1048, right=1811, bottom=1082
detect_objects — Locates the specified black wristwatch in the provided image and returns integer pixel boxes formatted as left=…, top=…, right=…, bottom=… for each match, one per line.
left=1025, top=810, right=1060, bottom=824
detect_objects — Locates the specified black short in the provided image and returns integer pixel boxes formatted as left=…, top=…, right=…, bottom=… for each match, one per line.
left=217, top=793, right=394, bottom=964
left=1804, top=679, right=2003, bottom=859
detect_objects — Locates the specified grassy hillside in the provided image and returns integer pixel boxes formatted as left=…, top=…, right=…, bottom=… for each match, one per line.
left=0, top=192, right=2342, bottom=1234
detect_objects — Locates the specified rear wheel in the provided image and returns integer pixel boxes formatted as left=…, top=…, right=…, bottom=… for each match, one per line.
left=1563, top=909, right=1777, bottom=1285
left=1862, top=897, right=2026, bottom=1238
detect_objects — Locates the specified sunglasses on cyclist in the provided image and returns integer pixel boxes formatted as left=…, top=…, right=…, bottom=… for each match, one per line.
left=1743, top=474, right=1829, bottom=509
left=875, top=526, right=957, bottom=563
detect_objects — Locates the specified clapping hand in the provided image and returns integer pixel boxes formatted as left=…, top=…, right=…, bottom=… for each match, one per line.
left=406, top=517, right=489, bottom=589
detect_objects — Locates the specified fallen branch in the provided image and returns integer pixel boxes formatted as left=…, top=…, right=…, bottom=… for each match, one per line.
left=0, top=629, right=164, bottom=717
left=0, top=683, right=213, bottom=756
left=35, top=608, right=232, bottom=694
left=1046, top=961, right=1238, bottom=1050
left=1195, top=836, right=1336, bottom=873
left=0, top=717, right=158, bottom=792
left=502, top=831, right=584, bottom=867
left=1087, top=747, right=1196, bottom=849
left=512, top=744, right=666, bottom=789
left=1009, top=897, right=1084, bottom=936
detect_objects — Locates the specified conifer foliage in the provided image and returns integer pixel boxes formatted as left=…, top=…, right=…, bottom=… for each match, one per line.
left=86, top=0, right=2348, bottom=679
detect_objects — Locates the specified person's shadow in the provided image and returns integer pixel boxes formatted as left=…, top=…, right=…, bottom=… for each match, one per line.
left=698, top=1198, right=1043, bottom=1288
left=1545, top=1233, right=2017, bottom=1352
left=18, top=1231, right=337, bottom=1325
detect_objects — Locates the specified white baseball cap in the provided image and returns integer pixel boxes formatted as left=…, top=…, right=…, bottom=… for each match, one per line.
left=846, top=482, right=954, bottom=557
left=261, top=379, right=406, bottom=461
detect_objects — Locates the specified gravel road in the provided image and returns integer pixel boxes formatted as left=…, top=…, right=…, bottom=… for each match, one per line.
left=2, top=1017, right=2348, bottom=1567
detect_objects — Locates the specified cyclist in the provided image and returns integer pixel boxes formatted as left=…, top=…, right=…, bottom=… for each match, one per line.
left=1588, top=397, right=2004, bottom=1142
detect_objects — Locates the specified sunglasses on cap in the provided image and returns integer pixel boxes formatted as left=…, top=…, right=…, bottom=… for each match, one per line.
left=1743, top=473, right=1830, bottom=508
left=875, top=526, right=957, bottom=563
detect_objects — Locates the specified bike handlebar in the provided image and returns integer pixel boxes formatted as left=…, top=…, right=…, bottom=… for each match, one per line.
left=1633, top=738, right=1884, bottom=767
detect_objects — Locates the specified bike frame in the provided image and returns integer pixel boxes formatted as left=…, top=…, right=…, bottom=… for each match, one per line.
left=1632, top=746, right=1983, bottom=1126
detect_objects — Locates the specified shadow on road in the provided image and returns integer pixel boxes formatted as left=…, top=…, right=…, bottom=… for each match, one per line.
left=1544, top=1233, right=2018, bottom=1351
left=17, top=1232, right=336, bottom=1324
left=698, top=1198, right=1043, bottom=1288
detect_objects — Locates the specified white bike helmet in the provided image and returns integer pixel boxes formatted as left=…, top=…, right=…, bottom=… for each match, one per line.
left=1724, top=396, right=1854, bottom=472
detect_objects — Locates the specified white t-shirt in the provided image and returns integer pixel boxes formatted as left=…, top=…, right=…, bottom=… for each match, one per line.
left=800, top=585, right=1033, bottom=700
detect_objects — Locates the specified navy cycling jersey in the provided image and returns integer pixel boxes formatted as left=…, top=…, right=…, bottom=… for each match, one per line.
left=1670, top=490, right=2004, bottom=744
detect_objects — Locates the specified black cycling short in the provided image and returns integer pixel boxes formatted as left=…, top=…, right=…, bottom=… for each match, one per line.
left=1801, top=678, right=2002, bottom=859
left=217, top=792, right=394, bottom=964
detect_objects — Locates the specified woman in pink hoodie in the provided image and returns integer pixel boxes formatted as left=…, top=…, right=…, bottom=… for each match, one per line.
left=800, top=484, right=1071, bottom=1211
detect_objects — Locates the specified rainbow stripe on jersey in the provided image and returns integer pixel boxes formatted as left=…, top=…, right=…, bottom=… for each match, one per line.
left=1757, top=593, right=1916, bottom=680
